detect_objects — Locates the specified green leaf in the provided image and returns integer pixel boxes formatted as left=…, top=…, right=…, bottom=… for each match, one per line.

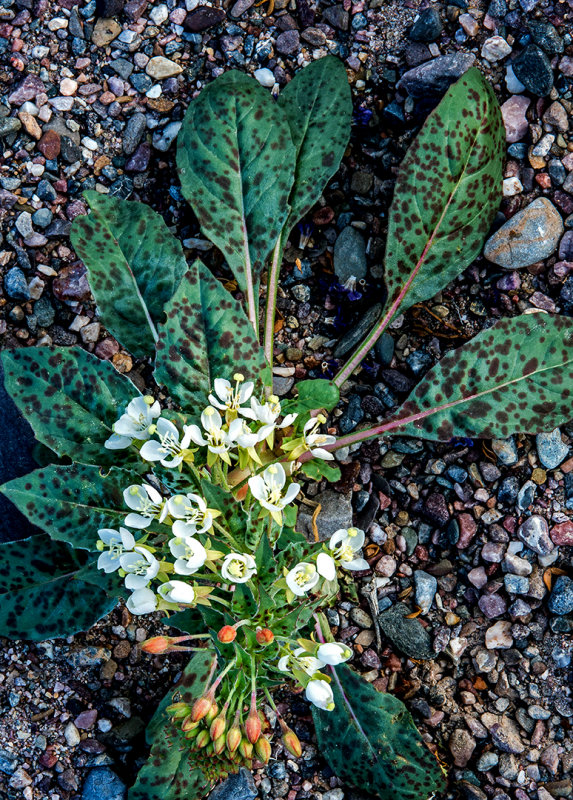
left=300, top=459, right=341, bottom=483
left=0, top=535, right=117, bottom=640
left=0, top=463, right=143, bottom=551
left=384, top=67, right=504, bottom=319
left=176, top=71, right=296, bottom=321
left=277, top=56, right=352, bottom=240
left=131, top=651, right=218, bottom=800
left=154, top=262, right=271, bottom=412
left=283, top=379, right=339, bottom=417
left=312, top=665, right=446, bottom=800
left=1, top=346, right=143, bottom=466
left=70, top=192, right=187, bottom=357
left=391, top=313, right=573, bottom=440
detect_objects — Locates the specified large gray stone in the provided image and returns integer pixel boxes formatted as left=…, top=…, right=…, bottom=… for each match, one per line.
left=333, top=226, right=367, bottom=283
left=296, top=489, right=352, bottom=542
left=81, top=767, right=126, bottom=800
left=378, top=603, right=434, bottom=659
left=398, top=53, right=476, bottom=97
left=208, top=769, right=257, bottom=800
left=484, top=198, right=563, bottom=269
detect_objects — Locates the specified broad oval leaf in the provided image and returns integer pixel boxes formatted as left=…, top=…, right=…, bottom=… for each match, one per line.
left=0, top=534, right=117, bottom=640
left=312, top=664, right=446, bottom=800
left=176, top=71, right=296, bottom=322
left=1, top=346, right=142, bottom=466
left=390, top=313, right=573, bottom=440
left=154, top=261, right=271, bottom=412
left=384, top=67, right=504, bottom=317
left=0, top=463, right=144, bottom=550
left=70, top=191, right=187, bottom=357
left=277, top=56, right=352, bottom=240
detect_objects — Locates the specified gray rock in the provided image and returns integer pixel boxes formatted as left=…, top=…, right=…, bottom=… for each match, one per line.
left=528, top=20, right=563, bottom=55
left=123, top=113, right=147, bottom=155
left=536, top=428, right=569, bottom=469
left=378, top=603, right=434, bottom=659
left=492, top=437, right=518, bottom=466
left=518, top=515, right=554, bottom=555
left=484, top=198, right=563, bottom=269
left=152, top=121, right=182, bottom=152
left=512, top=44, right=554, bottom=96
left=272, top=375, right=294, bottom=396
left=81, top=767, right=126, bottom=800
left=208, top=769, right=257, bottom=800
left=398, top=53, right=476, bottom=97
left=490, top=719, right=525, bottom=754
left=409, top=7, right=442, bottom=42
left=548, top=576, right=573, bottom=615
left=0, top=117, right=22, bottom=138
left=0, top=749, right=18, bottom=775
left=296, top=489, right=352, bottom=542
left=334, top=226, right=367, bottom=283
left=4, top=267, right=30, bottom=301
left=334, top=304, right=382, bottom=358
left=413, top=570, right=437, bottom=614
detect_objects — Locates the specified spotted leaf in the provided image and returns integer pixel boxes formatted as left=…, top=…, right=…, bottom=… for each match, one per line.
left=154, top=261, right=271, bottom=412
left=277, top=56, right=352, bottom=241
left=336, top=68, right=504, bottom=385
left=176, top=71, right=296, bottom=326
left=1, top=346, right=143, bottom=466
left=312, top=665, right=446, bottom=800
left=70, top=191, right=187, bottom=357
left=388, top=313, right=573, bottom=440
left=0, top=534, right=117, bottom=640
left=130, top=651, right=218, bottom=800
left=0, top=463, right=144, bottom=551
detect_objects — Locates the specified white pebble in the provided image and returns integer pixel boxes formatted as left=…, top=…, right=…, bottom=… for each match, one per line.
left=254, top=68, right=275, bottom=88
left=149, top=3, right=169, bottom=24
left=503, top=177, right=523, bottom=196
left=481, top=35, right=512, bottom=62
left=505, top=64, right=525, bottom=94
left=32, top=45, right=50, bottom=58
left=48, top=16, right=68, bottom=30
left=81, top=136, right=99, bottom=151
left=60, top=78, right=78, bottom=96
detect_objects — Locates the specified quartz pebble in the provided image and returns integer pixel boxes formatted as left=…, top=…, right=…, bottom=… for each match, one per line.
left=484, top=198, right=564, bottom=269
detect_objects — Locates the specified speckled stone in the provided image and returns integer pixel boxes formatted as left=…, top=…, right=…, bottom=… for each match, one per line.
left=484, top=198, right=563, bottom=268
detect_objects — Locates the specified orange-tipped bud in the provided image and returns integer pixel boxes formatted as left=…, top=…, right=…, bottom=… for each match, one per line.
left=226, top=725, right=242, bottom=754
left=191, top=694, right=213, bottom=722
left=256, top=628, right=274, bottom=646
left=245, top=710, right=261, bottom=744
left=166, top=701, right=190, bottom=719
left=239, top=737, right=253, bottom=760
left=196, top=729, right=210, bottom=749
left=213, top=733, right=226, bottom=755
left=205, top=701, right=219, bottom=724
left=254, top=735, right=271, bottom=764
left=210, top=713, right=226, bottom=741
left=217, top=625, right=236, bottom=643
left=282, top=727, right=302, bottom=758
left=141, top=634, right=197, bottom=653
left=181, top=715, right=199, bottom=732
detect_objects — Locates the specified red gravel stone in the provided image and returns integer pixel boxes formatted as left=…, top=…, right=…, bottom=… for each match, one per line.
left=37, top=129, right=61, bottom=160
left=550, top=520, right=573, bottom=545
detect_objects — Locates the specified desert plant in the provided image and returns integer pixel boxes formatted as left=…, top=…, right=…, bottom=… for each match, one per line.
left=1, top=58, right=572, bottom=800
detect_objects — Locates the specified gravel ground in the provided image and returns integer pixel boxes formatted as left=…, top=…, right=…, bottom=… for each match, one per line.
left=2, top=0, right=573, bottom=798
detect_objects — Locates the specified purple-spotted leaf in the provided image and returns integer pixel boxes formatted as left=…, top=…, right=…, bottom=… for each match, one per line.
left=0, top=535, right=117, bottom=640
left=312, top=665, right=446, bottom=800
left=385, top=67, right=504, bottom=316
left=154, top=261, right=271, bottom=412
left=277, top=56, right=352, bottom=241
left=130, top=651, right=219, bottom=800
left=0, top=463, right=144, bottom=551
left=176, top=70, right=296, bottom=327
left=70, top=191, right=187, bottom=357
left=389, top=313, right=573, bottom=440
left=1, top=346, right=142, bottom=466
left=335, top=68, right=504, bottom=386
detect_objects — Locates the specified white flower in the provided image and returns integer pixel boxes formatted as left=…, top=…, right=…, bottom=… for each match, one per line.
left=286, top=562, right=320, bottom=597
left=316, top=552, right=336, bottom=582
left=248, top=463, right=300, bottom=524
left=241, top=395, right=297, bottom=430
left=303, top=415, right=336, bottom=461
left=157, top=580, right=196, bottom=605
left=316, top=643, right=352, bottom=666
left=329, top=528, right=369, bottom=571
left=123, top=484, right=167, bottom=529
left=208, top=374, right=254, bottom=414
left=120, top=546, right=160, bottom=590
left=187, top=407, right=237, bottom=464
left=221, top=553, right=257, bottom=584
left=228, top=417, right=261, bottom=449
left=126, top=587, right=157, bottom=615
left=139, top=418, right=193, bottom=468
left=105, top=395, right=161, bottom=450
left=97, top=527, right=136, bottom=573
left=305, top=679, right=335, bottom=711
left=168, top=493, right=214, bottom=536
left=278, top=648, right=325, bottom=676
left=169, top=536, right=208, bottom=576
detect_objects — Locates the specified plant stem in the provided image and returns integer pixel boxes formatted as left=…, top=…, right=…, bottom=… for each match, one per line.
left=263, top=237, right=283, bottom=376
